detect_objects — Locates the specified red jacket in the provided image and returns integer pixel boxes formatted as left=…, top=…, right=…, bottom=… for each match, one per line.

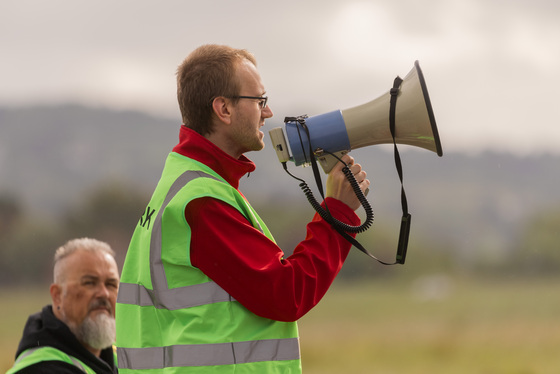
left=173, top=126, right=360, bottom=322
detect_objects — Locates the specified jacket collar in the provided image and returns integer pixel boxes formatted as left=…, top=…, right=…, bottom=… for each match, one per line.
left=15, top=305, right=116, bottom=373
left=172, top=126, right=256, bottom=189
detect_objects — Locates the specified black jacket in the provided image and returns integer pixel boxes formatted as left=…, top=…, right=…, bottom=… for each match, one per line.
left=11, top=305, right=117, bottom=373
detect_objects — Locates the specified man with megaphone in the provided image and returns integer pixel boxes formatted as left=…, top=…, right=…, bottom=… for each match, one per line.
left=115, top=44, right=370, bottom=374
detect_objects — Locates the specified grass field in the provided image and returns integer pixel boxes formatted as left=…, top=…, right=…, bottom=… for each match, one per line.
left=2, top=276, right=559, bottom=373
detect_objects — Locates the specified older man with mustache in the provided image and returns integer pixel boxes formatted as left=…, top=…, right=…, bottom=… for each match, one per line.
left=7, top=238, right=120, bottom=374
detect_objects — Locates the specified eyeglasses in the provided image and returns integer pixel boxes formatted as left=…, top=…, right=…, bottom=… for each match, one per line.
left=230, top=95, right=268, bottom=109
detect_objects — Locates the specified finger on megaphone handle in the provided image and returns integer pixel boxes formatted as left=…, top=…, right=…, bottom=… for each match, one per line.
left=349, top=162, right=364, bottom=177
left=338, top=154, right=354, bottom=168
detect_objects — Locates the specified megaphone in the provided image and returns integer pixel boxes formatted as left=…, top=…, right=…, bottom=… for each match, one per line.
left=269, top=61, right=443, bottom=172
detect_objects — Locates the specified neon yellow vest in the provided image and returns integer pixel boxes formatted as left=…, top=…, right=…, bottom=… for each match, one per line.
left=6, top=346, right=97, bottom=374
left=116, top=152, right=301, bottom=373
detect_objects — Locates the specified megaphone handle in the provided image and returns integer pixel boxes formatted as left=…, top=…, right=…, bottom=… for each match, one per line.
left=317, top=151, right=348, bottom=173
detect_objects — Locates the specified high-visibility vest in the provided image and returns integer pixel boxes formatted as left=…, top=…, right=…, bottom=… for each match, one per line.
left=116, top=153, right=301, bottom=373
left=6, top=346, right=96, bottom=374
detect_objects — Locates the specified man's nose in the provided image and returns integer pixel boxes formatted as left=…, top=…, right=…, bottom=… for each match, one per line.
left=262, top=104, right=273, bottom=118
left=95, top=283, right=111, bottom=298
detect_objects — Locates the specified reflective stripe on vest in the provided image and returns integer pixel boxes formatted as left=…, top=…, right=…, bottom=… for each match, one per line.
left=149, top=170, right=223, bottom=306
left=117, top=338, right=300, bottom=370
left=117, top=279, right=233, bottom=310
left=116, top=167, right=300, bottom=371
left=153, top=170, right=263, bottom=303
left=7, top=346, right=93, bottom=374
left=118, top=170, right=247, bottom=311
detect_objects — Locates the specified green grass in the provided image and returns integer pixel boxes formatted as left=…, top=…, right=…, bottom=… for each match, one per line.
left=298, top=276, right=560, bottom=373
left=2, top=277, right=559, bottom=373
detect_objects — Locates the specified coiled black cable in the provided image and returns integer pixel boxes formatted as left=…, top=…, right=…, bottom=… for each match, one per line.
left=281, top=115, right=405, bottom=265
left=282, top=161, right=374, bottom=234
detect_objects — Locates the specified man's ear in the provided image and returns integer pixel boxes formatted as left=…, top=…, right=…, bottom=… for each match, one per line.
left=211, top=97, right=232, bottom=125
left=50, top=283, right=62, bottom=306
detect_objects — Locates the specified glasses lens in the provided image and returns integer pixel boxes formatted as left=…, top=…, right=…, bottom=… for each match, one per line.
left=232, top=96, right=267, bottom=109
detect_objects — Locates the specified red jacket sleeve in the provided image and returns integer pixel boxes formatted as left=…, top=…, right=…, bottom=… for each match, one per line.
left=187, top=197, right=360, bottom=322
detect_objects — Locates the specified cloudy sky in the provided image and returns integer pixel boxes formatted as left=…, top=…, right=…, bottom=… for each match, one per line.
left=1, top=0, right=559, bottom=155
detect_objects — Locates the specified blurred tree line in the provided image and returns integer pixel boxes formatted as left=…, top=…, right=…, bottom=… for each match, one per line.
left=1, top=182, right=559, bottom=286
left=0, top=182, right=145, bottom=285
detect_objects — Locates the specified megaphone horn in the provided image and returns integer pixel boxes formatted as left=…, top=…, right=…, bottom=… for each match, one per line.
left=269, top=60, right=443, bottom=173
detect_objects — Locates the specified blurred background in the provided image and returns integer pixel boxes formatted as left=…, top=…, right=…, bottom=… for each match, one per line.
left=1, top=0, right=559, bottom=373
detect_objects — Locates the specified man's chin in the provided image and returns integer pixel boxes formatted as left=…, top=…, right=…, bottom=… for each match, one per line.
left=78, top=312, right=116, bottom=350
left=256, top=134, right=265, bottom=150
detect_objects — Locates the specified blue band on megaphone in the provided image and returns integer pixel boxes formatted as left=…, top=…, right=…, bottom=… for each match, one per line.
left=285, top=110, right=351, bottom=166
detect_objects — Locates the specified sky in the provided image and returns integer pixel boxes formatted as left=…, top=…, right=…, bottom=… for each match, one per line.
left=1, top=0, right=559, bottom=156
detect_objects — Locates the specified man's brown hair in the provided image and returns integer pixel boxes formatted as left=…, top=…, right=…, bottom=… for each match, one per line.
left=176, top=44, right=257, bottom=136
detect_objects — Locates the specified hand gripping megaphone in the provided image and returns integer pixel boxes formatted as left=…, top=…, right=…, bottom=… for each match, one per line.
left=269, top=61, right=443, bottom=265
left=269, top=61, right=442, bottom=173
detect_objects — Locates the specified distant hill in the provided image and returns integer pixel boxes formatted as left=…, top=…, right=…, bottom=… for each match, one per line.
left=1, top=104, right=559, bottom=262
left=0, top=104, right=180, bottom=215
